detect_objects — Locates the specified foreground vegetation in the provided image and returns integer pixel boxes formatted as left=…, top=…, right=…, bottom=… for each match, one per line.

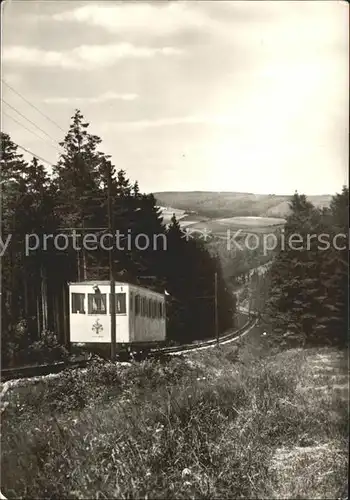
left=2, top=330, right=347, bottom=499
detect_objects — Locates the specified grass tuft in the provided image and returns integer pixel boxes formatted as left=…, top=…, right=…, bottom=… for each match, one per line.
left=1, top=338, right=347, bottom=499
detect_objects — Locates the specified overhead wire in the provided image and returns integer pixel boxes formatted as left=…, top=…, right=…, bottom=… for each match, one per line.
left=2, top=98, right=62, bottom=146
left=2, top=109, right=61, bottom=152
left=11, top=141, right=56, bottom=167
left=1, top=78, right=66, bottom=133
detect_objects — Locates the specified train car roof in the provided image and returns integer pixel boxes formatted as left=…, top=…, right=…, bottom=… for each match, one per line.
left=68, top=281, right=164, bottom=298
left=69, top=280, right=129, bottom=286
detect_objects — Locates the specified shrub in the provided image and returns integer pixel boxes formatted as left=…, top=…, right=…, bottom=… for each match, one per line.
left=1, top=345, right=347, bottom=499
left=18, top=329, right=69, bottom=365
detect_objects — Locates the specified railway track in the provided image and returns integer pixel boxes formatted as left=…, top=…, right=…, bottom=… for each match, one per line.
left=0, top=359, right=89, bottom=382
left=1, top=313, right=259, bottom=382
left=152, top=314, right=258, bottom=356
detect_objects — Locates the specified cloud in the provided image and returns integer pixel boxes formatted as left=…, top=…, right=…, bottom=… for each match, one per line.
left=51, top=2, right=209, bottom=36
left=2, top=43, right=183, bottom=69
left=48, top=1, right=348, bottom=54
left=102, top=115, right=239, bottom=130
left=43, top=91, right=138, bottom=104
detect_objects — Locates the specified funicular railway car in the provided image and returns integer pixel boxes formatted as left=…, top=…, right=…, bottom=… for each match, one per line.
left=69, top=281, right=166, bottom=353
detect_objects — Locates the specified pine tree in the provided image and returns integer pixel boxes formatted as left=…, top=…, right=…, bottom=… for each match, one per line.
left=1, top=133, right=29, bottom=363
left=1, top=134, right=60, bottom=362
left=164, top=215, right=235, bottom=342
left=317, top=186, right=349, bottom=345
left=266, top=189, right=349, bottom=347
left=52, top=110, right=108, bottom=282
left=266, top=192, right=321, bottom=345
left=53, top=109, right=103, bottom=228
left=1, top=113, right=239, bottom=358
left=23, top=157, right=60, bottom=337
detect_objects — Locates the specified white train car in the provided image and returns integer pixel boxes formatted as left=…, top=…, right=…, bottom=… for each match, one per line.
left=68, top=281, right=166, bottom=345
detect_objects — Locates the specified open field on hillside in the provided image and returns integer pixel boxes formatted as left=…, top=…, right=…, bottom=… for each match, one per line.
left=157, top=206, right=187, bottom=224
left=2, top=331, right=347, bottom=499
left=216, top=216, right=286, bottom=226
left=181, top=215, right=285, bottom=236
left=154, top=191, right=332, bottom=219
left=157, top=205, right=286, bottom=238
left=167, top=216, right=285, bottom=242
left=157, top=206, right=210, bottom=227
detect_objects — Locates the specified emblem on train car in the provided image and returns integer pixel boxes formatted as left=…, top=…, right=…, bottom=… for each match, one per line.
left=92, top=319, right=103, bottom=335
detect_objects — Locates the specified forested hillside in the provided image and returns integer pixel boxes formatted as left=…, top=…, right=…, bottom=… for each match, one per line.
left=1, top=110, right=235, bottom=367
left=265, top=189, right=348, bottom=347
left=154, top=191, right=332, bottom=218
left=1, top=109, right=347, bottom=367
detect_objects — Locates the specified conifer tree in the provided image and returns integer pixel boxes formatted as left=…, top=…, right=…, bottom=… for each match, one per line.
left=266, top=189, right=348, bottom=347
left=1, top=132, right=29, bottom=359
left=317, top=186, right=349, bottom=345
left=164, top=215, right=235, bottom=342
left=266, top=192, right=320, bottom=345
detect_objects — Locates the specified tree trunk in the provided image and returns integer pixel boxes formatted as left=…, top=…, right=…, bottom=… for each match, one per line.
left=83, top=249, right=87, bottom=280
left=40, top=265, right=48, bottom=331
left=77, top=250, right=81, bottom=281
left=62, top=284, right=69, bottom=346
left=23, top=269, right=29, bottom=318
left=36, top=291, right=42, bottom=337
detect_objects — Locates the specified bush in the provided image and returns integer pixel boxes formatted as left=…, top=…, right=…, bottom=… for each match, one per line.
left=2, top=322, right=70, bottom=367
left=1, top=319, right=31, bottom=367
left=17, top=329, right=69, bottom=365
left=1, top=345, right=347, bottom=499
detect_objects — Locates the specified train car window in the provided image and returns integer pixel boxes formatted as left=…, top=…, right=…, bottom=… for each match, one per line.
left=130, top=292, right=133, bottom=313
left=117, top=293, right=126, bottom=314
left=148, top=298, right=152, bottom=318
left=88, top=294, right=107, bottom=314
left=143, top=297, right=147, bottom=317
left=109, top=293, right=126, bottom=314
left=135, top=295, right=140, bottom=315
left=158, top=302, right=161, bottom=319
left=72, top=293, right=85, bottom=314
left=153, top=300, right=156, bottom=319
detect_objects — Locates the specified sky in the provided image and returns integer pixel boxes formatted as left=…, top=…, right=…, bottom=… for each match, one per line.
left=1, top=0, right=349, bottom=195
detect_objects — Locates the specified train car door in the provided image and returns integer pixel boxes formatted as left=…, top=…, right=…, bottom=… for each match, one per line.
left=115, top=289, right=127, bottom=342
left=129, top=290, right=135, bottom=342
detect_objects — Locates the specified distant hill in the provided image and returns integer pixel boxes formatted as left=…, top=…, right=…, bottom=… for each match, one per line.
left=153, top=191, right=333, bottom=218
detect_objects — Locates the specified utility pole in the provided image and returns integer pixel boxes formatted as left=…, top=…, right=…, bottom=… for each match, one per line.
left=214, top=271, right=219, bottom=345
left=106, top=161, right=116, bottom=361
left=82, top=218, right=87, bottom=280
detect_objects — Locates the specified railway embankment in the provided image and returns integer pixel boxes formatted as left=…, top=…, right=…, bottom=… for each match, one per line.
left=1, top=329, right=347, bottom=499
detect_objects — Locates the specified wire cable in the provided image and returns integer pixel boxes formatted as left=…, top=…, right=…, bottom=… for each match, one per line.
left=2, top=110, right=61, bottom=152
left=2, top=99, right=62, bottom=146
left=12, top=141, right=56, bottom=167
left=1, top=79, right=66, bottom=133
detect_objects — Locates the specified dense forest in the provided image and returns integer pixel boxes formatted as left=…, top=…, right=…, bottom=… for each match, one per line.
left=265, top=189, right=348, bottom=348
left=1, top=110, right=235, bottom=367
left=1, top=109, right=348, bottom=367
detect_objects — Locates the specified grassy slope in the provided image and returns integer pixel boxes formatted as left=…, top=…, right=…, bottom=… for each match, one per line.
left=1, top=332, right=347, bottom=499
left=154, top=192, right=332, bottom=218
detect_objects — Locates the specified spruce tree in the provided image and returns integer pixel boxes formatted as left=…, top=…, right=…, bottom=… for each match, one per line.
left=317, top=186, right=349, bottom=345
left=267, top=189, right=349, bottom=347
left=266, top=192, right=320, bottom=345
